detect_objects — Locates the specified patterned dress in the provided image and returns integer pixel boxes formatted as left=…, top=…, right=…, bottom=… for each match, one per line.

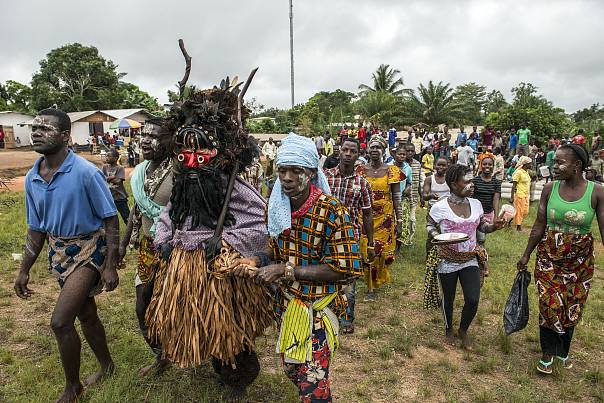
left=356, top=165, right=404, bottom=289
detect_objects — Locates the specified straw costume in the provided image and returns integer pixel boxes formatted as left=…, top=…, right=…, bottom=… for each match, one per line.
left=144, top=40, right=273, bottom=397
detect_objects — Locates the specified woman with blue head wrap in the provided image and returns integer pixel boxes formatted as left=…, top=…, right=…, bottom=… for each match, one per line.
left=267, top=133, right=331, bottom=238
left=232, top=132, right=362, bottom=401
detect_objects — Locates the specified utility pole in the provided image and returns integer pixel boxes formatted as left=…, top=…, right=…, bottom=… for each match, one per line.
left=289, top=0, right=295, bottom=108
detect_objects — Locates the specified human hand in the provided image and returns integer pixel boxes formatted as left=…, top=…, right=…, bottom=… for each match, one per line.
left=516, top=255, right=529, bottom=271
left=102, top=267, right=119, bottom=291
left=230, top=258, right=258, bottom=278
left=118, top=244, right=127, bottom=262
left=492, top=218, right=507, bottom=230
left=255, top=264, right=285, bottom=284
left=366, top=248, right=376, bottom=263
left=14, top=271, right=34, bottom=299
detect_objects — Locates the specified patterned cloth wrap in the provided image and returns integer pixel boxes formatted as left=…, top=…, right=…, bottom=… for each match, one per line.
left=48, top=228, right=106, bottom=296
left=137, top=236, right=160, bottom=285
left=277, top=291, right=340, bottom=364
left=423, top=244, right=488, bottom=309
left=535, top=229, right=594, bottom=333
left=284, top=328, right=333, bottom=403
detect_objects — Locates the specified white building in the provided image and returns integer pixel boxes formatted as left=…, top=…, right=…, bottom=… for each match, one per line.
left=0, top=111, right=34, bottom=148
left=19, top=108, right=157, bottom=146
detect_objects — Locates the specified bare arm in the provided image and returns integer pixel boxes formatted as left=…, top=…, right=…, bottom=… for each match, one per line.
left=14, top=229, right=46, bottom=298
left=510, top=182, right=517, bottom=203
left=595, top=184, right=604, bottom=245
left=118, top=207, right=136, bottom=260
left=391, top=182, right=402, bottom=223
left=102, top=215, right=120, bottom=291
left=422, top=175, right=433, bottom=201
left=295, top=264, right=349, bottom=282
left=361, top=207, right=374, bottom=245
left=492, top=192, right=501, bottom=219
left=518, top=183, right=552, bottom=268
left=426, top=213, right=440, bottom=239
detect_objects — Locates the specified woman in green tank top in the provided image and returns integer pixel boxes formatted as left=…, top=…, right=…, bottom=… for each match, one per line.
left=517, top=144, right=604, bottom=375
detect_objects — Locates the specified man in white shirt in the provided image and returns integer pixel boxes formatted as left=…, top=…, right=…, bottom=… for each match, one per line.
left=261, top=137, right=278, bottom=177
left=456, top=139, right=474, bottom=167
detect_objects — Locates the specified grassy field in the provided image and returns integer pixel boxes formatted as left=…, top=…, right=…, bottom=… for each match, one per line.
left=0, top=187, right=602, bottom=403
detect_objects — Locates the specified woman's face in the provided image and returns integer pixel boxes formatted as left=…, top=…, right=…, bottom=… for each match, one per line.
left=434, top=158, right=448, bottom=175
left=552, top=149, right=580, bottom=180
left=452, top=171, right=474, bottom=197
left=481, top=158, right=494, bottom=176
left=369, top=143, right=383, bottom=162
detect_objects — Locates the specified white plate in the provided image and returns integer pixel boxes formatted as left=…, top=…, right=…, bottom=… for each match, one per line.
left=433, top=232, right=469, bottom=244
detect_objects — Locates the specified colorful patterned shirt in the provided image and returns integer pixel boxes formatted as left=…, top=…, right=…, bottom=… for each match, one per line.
left=325, top=166, right=373, bottom=241
left=270, top=189, right=363, bottom=320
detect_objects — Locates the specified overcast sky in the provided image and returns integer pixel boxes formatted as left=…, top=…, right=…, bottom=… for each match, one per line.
left=1, top=0, right=602, bottom=113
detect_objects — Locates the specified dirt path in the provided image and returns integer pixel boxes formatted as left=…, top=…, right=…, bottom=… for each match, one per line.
left=0, top=150, right=133, bottom=192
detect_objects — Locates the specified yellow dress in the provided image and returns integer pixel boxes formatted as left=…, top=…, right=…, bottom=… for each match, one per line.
left=357, top=164, right=404, bottom=289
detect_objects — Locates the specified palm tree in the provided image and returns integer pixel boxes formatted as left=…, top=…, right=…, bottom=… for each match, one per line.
left=354, top=91, right=400, bottom=128
left=404, top=81, right=465, bottom=127
left=358, top=64, right=410, bottom=97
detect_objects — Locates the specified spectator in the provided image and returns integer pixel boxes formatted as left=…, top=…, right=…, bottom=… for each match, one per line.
left=102, top=148, right=130, bottom=224
left=456, top=140, right=474, bottom=167
left=590, top=151, right=604, bottom=182
left=455, top=126, right=468, bottom=147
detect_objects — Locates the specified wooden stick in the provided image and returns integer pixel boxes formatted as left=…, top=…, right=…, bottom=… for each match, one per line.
left=237, top=67, right=259, bottom=128
left=177, top=39, right=192, bottom=99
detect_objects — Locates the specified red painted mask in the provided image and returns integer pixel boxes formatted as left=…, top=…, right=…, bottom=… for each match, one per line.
left=178, top=148, right=218, bottom=168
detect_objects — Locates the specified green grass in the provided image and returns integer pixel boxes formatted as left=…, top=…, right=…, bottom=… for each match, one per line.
left=0, top=189, right=603, bottom=402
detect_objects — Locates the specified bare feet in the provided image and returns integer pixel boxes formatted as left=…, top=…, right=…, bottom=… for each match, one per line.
left=458, top=328, right=473, bottom=350
left=138, top=359, right=170, bottom=377
left=445, top=328, right=456, bottom=346
left=83, top=361, right=114, bottom=387
left=55, top=383, right=83, bottom=403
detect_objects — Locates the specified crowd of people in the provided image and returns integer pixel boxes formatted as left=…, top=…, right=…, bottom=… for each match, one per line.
left=12, top=98, right=603, bottom=403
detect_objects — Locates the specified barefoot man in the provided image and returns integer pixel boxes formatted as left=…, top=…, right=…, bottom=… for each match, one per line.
left=119, top=118, right=173, bottom=377
left=13, top=108, right=119, bottom=403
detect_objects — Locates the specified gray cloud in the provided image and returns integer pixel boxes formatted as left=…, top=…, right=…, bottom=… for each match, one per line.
left=1, top=0, right=602, bottom=112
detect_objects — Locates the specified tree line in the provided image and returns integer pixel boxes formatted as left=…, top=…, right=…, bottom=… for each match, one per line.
left=1, top=45, right=602, bottom=144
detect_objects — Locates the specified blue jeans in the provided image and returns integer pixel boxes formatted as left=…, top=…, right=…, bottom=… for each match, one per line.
left=341, top=280, right=356, bottom=326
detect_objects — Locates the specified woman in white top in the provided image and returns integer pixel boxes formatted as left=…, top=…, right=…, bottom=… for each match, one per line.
left=422, top=157, right=450, bottom=209
left=426, top=164, right=505, bottom=349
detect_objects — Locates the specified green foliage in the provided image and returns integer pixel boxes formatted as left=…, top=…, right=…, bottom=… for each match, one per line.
left=23, top=43, right=158, bottom=113
left=0, top=80, right=33, bottom=113
left=354, top=91, right=400, bottom=128
left=403, top=80, right=465, bottom=128
left=484, top=82, right=572, bottom=143
left=485, top=89, right=508, bottom=115
left=453, top=82, right=486, bottom=125
left=30, top=43, right=123, bottom=111
left=359, top=64, right=410, bottom=97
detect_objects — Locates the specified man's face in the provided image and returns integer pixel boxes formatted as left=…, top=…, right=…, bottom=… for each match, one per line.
left=405, top=145, right=415, bottom=160
left=278, top=165, right=314, bottom=201
left=333, top=145, right=340, bottom=157
left=434, top=158, right=448, bottom=175
left=473, top=126, right=477, bottom=132
left=30, top=115, right=67, bottom=155
left=269, top=137, right=274, bottom=144
left=340, top=141, right=359, bottom=166
left=105, top=153, right=118, bottom=164
left=395, top=148, right=406, bottom=164
left=140, top=123, right=170, bottom=161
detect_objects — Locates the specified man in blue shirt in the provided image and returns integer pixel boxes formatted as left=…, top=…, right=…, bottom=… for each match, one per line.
left=455, top=126, right=468, bottom=147
left=508, top=127, right=518, bottom=156
left=14, top=108, right=119, bottom=403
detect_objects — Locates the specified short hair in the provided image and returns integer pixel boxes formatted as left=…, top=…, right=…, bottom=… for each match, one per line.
left=445, top=164, right=471, bottom=189
left=342, top=137, right=360, bottom=152
left=493, top=146, right=501, bottom=155
left=559, top=144, right=589, bottom=170
left=435, top=156, right=449, bottom=165
left=107, top=147, right=119, bottom=157
left=38, top=108, right=71, bottom=132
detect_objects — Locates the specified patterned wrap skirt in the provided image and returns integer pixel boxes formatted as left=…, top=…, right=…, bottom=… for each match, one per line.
left=48, top=228, right=106, bottom=297
left=535, top=229, right=594, bottom=333
left=137, top=236, right=159, bottom=286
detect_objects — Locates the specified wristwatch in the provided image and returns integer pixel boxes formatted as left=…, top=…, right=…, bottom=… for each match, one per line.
left=282, top=261, right=296, bottom=282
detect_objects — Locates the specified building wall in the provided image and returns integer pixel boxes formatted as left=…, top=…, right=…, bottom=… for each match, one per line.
left=71, top=122, right=91, bottom=146
left=0, top=113, right=33, bottom=147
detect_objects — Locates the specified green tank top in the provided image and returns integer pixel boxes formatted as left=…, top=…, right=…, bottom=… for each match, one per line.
left=547, top=180, right=596, bottom=234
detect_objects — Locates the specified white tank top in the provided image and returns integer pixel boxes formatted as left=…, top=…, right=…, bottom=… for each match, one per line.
left=429, top=175, right=451, bottom=206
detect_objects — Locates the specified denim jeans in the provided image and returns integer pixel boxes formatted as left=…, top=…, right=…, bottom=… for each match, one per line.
left=341, top=280, right=356, bottom=326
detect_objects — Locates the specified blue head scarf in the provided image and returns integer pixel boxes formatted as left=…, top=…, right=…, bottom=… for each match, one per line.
left=267, top=133, right=331, bottom=238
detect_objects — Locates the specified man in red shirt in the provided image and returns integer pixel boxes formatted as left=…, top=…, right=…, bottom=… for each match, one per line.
left=357, top=124, right=367, bottom=145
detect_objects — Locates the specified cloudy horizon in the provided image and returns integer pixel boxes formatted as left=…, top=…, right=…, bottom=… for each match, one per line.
left=1, top=0, right=602, bottom=113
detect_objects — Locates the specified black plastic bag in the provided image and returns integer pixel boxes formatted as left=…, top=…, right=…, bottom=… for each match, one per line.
left=503, top=271, right=531, bottom=335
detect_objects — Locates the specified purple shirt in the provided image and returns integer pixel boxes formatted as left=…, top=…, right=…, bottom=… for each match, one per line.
left=154, top=178, right=268, bottom=257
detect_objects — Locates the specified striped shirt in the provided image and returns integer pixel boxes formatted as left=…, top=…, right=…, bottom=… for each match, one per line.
left=472, top=176, right=501, bottom=214
left=325, top=166, right=373, bottom=241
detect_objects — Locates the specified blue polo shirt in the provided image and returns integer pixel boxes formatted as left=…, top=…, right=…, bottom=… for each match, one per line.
left=25, top=151, right=117, bottom=237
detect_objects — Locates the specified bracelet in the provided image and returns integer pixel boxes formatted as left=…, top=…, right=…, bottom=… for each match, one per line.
left=282, top=261, right=296, bottom=282
left=253, top=252, right=270, bottom=268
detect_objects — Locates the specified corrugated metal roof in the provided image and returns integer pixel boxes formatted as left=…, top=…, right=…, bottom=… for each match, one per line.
left=67, top=110, right=101, bottom=122
left=101, top=108, right=155, bottom=120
